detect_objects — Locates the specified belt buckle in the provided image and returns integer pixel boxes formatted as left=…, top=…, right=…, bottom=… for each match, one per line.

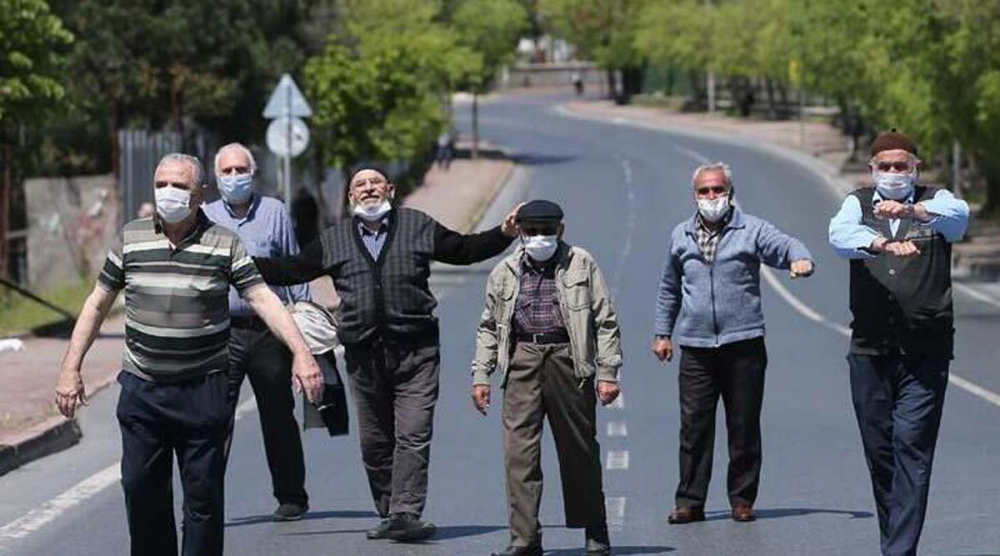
left=532, top=333, right=542, bottom=344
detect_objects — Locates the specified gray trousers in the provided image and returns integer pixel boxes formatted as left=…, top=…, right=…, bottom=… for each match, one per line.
left=344, top=336, right=440, bottom=518
left=503, top=342, right=607, bottom=547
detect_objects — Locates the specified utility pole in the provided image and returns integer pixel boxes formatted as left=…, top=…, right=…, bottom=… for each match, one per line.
left=706, top=0, right=716, bottom=113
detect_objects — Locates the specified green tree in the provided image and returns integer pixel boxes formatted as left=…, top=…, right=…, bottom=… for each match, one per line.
left=542, top=0, right=651, bottom=102
left=305, top=0, right=476, bottom=205
left=453, top=0, right=528, bottom=157
left=0, top=0, right=73, bottom=279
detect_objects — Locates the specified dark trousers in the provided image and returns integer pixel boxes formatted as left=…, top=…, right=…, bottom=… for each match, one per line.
left=503, top=342, right=607, bottom=547
left=343, top=336, right=440, bottom=517
left=116, top=371, right=229, bottom=556
left=849, top=351, right=949, bottom=556
left=676, top=337, right=767, bottom=509
left=225, top=325, right=308, bottom=506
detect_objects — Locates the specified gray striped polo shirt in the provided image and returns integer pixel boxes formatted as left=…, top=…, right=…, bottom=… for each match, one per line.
left=97, top=211, right=266, bottom=382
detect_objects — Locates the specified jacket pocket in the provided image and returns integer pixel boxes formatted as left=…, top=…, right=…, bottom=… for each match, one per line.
left=561, top=270, right=591, bottom=310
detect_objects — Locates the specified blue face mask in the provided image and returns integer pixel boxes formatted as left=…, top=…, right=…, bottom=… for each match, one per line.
left=218, top=173, right=254, bottom=204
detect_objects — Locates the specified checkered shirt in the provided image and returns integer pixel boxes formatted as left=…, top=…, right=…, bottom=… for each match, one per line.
left=513, top=257, right=566, bottom=335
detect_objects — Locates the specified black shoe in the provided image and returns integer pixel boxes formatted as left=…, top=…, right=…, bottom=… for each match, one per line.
left=366, top=518, right=392, bottom=540
left=491, top=545, right=543, bottom=556
left=585, top=522, right=611, bottom=555
left=385, top=512, right=436, bottom=542
left=273, top=502, right=308, bottom=522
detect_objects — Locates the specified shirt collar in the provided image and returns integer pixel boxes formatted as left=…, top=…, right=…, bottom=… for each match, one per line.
left=223, top=193, right=259, bottom=222
left=357, top=214, right=390, bottom=235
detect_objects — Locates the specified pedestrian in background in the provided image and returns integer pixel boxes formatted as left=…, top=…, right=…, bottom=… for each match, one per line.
left=829, top=130, right=969, bottom=556
left=54, top=153, right=322, bottom=556
left=472, top=200, right=621, bottom=556
left=203, top=143, right=313, bottom=521
left=253, top=165, right=522, bottom=542
left=653, top=162, right=814, bottom=525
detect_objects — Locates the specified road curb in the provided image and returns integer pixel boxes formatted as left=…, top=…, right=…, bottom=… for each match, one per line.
left=0, top=372, right=118, bottom=478
left=0, top=417, right=81, bottom=477
left=461, top=158, right=515, bottom=233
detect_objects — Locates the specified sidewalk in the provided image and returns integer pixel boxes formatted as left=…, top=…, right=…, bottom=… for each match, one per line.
left=566, top=100, right=1000, bottom=281
left=0, top=152, right=514, bottom=475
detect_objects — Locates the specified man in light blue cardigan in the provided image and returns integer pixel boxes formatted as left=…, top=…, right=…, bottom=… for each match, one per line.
left=652, top=162, right=814, bottom=525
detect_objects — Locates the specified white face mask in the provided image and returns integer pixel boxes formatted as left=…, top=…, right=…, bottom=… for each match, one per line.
left=218, top=173, right=253, bottom=205
left=697, top=195, right=730, bottom=223
left=522, top=234, right=559, bottom=262
left=874, top=172, right=915, bottom=200
left=155, top=186, right=192, bottom=224
left=352, top=199, right=392, bottom=222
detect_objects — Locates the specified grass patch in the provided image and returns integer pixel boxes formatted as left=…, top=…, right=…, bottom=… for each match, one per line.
left=0, top=279, right=93, bottom=336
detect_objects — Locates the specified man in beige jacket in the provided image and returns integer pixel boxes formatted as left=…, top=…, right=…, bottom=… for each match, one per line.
left=471, top=200, right=623, bottom=556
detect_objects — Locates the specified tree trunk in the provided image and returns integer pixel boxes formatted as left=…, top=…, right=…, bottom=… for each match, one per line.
left=606, top=69, right=616, bottom=101
left=765, top=77, right=778, bottom=119
left=0, top=123, right=10, bottom=280
left=472, top=92, right=480, bottom=160
left=981, top=152, right=1000, bottom=217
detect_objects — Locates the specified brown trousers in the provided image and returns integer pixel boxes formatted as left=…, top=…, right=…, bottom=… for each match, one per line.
left=503, top=342, right=607, bottom=547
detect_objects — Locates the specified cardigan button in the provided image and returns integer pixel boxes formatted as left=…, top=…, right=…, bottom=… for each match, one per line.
left=888, top=269, right=896, bottom=276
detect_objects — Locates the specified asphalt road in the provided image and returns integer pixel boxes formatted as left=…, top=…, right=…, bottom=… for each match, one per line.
left=2, top=93, right=999, bottom=556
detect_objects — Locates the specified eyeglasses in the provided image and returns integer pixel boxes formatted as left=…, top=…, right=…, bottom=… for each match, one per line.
left=695, top=185, right=728, bottom=196
left=871, top=160, right=915, bottom=173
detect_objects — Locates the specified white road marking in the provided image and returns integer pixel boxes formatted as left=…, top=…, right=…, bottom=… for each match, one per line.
left=955, top=282, right=1000, bottom=311
left=674, top=145, right=711, bottom=165
left=605, top=496, right=626, bottom=532
left=760, top=267, right=1000, bottom=408
left=610, top=155, right=638, bottom=296
left=607, top=421, right=628, bottom=437
left=606, top=450, right=630, bottom=470
left=0, top=464, right=120, bottom=543
left=0, top=394, right=261, bottom=549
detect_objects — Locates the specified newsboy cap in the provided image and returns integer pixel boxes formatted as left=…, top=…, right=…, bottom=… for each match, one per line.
left=516, top=199, right=564, bottom=223
left=870, top=129, right=918, bottom=157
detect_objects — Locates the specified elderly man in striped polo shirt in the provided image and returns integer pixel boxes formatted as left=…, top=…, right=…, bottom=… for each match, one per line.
left=54, top=153, right=323, bottom=556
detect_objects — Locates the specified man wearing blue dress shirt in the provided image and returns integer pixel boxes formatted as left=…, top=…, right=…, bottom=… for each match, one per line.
left=204, top=143, right=313, bottom=521
left=828, top=130, right=969, bottom=556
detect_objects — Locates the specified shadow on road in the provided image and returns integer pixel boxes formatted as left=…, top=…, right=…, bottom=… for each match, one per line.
left=546, top=547, right=674, bottom=555
left=226, top=509, right=377, bottom=528
left=509, top=153, right=577, bottom=167
left=432, top=525, right=507, bottom=540
left=705, top=507, right=872, bottom=522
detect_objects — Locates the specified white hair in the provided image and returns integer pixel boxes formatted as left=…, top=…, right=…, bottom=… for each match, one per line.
left=691, top=161, right=733, bottom=188
left=214, top=142, right=257, bottom=175
left=155, top=153, right=205, bottom=187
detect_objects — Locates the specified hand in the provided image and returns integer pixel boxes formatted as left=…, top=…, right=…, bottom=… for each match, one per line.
left=884, top=240, right=921, bottom=258
left=55, top=368, right=87, bottom=418
left=651, top=337, right=673, bottom=363
left=597, top=380, right=620, bottom=406
left=874, top=200, right=914, bottom=220
left=291, top=351, right=324, bottom=404
left=870, top=236, right=888, bottom=253
left=500, top=202, right=526, bottom=238
left=789, top=259, right=814, bottom=279
left=472, top=384, right=491, bottom=415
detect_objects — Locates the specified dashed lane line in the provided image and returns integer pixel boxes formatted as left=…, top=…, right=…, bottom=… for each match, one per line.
left=607, top=421, right=628, bottom=437
left=606, top=450, right=630, bottom=471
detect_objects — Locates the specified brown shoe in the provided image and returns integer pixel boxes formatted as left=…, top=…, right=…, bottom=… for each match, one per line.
left=732, top=504, right=756, bottom=522
left=667, top=507, right=705, bottom=524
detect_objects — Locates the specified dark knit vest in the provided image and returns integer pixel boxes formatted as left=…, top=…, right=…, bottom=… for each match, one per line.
left=848, top=186, right=954, bottom=356
left=319, top=208, right=438, bottom=345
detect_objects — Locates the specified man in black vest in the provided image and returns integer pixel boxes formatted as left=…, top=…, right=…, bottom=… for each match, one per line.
left=829, top=130, right=969, bottom=556
left=254, top=166, right=520, bottom=542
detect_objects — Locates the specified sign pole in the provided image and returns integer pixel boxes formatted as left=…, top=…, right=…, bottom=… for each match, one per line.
left=285, top=85, right=293, bottom=206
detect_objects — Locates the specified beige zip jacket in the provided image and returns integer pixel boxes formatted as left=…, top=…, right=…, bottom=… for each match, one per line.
left=471, top=242, right=623, bottom=387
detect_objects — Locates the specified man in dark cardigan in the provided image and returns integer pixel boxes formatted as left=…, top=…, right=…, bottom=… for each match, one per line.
left=254, top=165, right=521, bottom=542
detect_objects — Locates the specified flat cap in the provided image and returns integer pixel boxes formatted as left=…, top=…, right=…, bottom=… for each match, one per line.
left=871, top=129, right=918, bottom=157
left=516, top=199, right=564, bottom=223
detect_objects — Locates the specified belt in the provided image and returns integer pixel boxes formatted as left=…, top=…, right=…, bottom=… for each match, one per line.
left=230, top=315, right=267, bottom=330
left=515, top=331, right=570, bottom=345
